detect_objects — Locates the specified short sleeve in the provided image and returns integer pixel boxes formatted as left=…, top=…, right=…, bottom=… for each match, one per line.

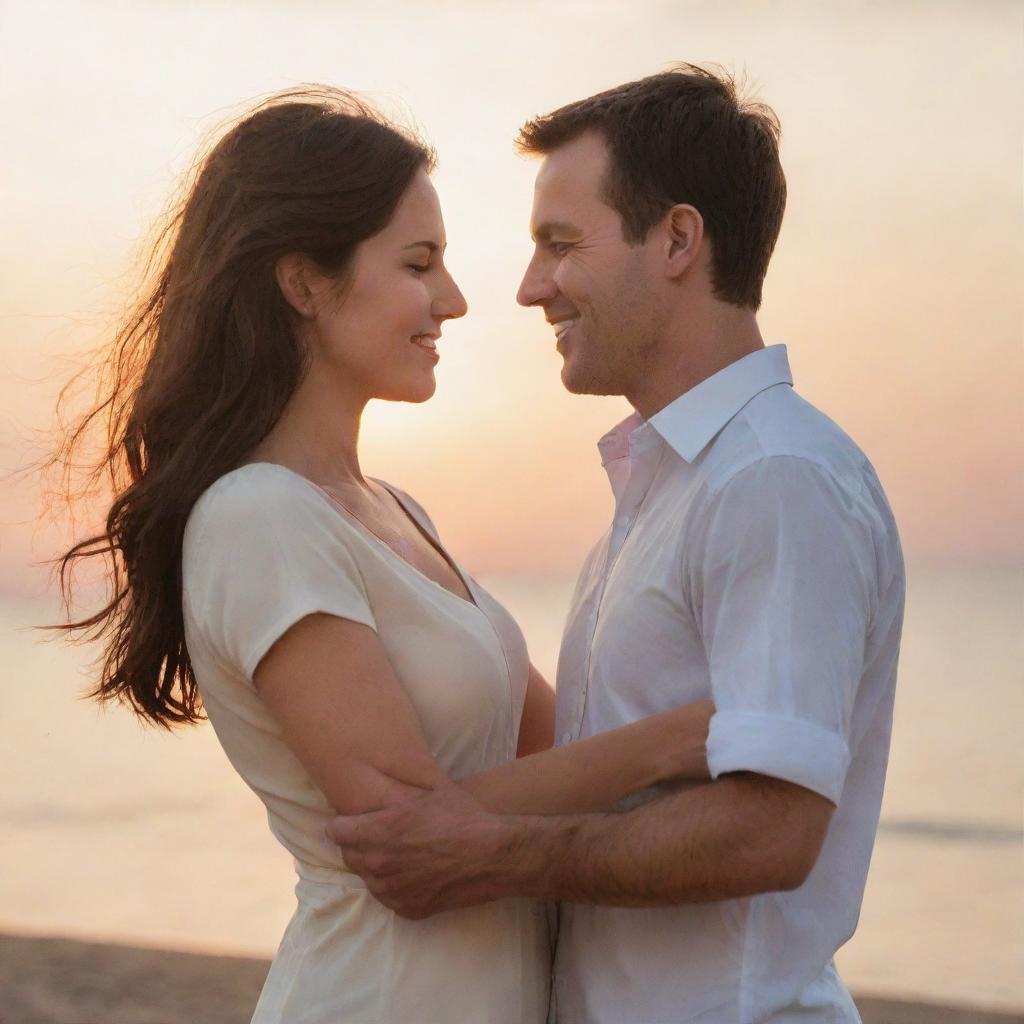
left=182, top=467, right=376, bottom=684
left=693, top=456, right=877, bottom=803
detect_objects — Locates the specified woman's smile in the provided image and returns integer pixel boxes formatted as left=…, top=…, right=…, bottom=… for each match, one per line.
left=411, top=333, right=440, bottom=360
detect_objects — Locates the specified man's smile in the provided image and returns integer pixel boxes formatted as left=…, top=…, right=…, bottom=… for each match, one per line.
left=553, top=318, right=578, bottom=341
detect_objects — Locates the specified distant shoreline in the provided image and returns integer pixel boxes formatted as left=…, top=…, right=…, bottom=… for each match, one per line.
left=1, top=932, right=1021, bottom=1024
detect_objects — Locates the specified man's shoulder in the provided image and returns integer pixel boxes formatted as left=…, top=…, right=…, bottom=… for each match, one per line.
left=695, top=384, right=874, bottom=498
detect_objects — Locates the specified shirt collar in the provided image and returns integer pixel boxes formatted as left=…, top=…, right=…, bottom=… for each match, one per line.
left=597, top=411, right=646, bottom=467
left=647, top=344, right=793, bottom=463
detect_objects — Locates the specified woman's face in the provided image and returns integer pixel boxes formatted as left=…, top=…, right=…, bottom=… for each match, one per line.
left=305, top=169, right=468, bottom=404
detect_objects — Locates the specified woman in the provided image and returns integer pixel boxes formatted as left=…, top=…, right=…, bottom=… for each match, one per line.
left=51, top=87, right=712, bottom=1023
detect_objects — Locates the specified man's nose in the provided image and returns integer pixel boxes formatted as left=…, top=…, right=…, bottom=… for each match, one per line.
left=516, top=258, right=557, bottom=308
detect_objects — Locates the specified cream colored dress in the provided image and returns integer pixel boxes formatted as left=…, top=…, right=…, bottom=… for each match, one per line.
left=181, top=463, right=552, bottom=1024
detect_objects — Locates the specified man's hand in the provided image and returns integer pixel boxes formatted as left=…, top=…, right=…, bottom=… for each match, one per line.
left=327, top=770, right=833, bottom=916
left=325, top=782, right=529, bottom=918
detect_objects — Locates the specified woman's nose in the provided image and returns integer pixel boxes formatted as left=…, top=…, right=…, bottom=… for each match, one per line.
left=436, top=273, right=468, bottom=321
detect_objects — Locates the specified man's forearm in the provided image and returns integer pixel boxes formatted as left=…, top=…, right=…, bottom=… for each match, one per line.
left=326, top=763, right=832, bottom=920
left=490, top=773, right=830, bottom=906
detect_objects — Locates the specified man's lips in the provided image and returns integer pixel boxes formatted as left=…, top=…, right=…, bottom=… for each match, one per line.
left=550, top=318, right=579, bottom=341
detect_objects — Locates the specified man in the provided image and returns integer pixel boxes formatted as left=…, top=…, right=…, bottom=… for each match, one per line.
left=329, top=65, right=905, bottom=1023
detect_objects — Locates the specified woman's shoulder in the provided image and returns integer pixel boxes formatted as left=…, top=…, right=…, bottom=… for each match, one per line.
left=184, top=462, right=336, bottom=548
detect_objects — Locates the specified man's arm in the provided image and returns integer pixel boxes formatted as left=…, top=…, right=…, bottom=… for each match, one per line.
left=329, top=770, right=833, bottom=918
left=508, top=772, right=833, bottom=904
left=329, top=457, right=871, bottom=915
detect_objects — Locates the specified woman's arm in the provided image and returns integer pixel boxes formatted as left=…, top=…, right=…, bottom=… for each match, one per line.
left=254, top=614, right=710, bottom=820
left=463, top=696, right=712, bottom=815
left=489, top=659, right=711, bottom=814
left=516, top=663, right=556, bottom=757
left=254, top=614, right=447, bottom=815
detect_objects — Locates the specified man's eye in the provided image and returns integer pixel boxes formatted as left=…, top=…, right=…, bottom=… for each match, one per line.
left=551, top=242, right=572, bottom=256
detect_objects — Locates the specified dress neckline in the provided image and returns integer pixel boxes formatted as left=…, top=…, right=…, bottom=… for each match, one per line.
left=238, top=462, right=481, bottom=611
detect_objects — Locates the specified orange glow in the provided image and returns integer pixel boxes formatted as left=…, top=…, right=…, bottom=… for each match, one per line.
left=2, top=3, right=1021, bottom=600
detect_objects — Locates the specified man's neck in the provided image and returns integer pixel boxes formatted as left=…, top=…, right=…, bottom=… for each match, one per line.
left=627, top=304, right=765, bottom=419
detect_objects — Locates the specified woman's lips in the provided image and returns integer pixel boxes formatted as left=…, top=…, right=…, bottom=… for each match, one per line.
left=411, top=334, right=439, bottom=359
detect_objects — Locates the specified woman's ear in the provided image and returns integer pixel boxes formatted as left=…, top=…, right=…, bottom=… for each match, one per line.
left=662, top=204, right=704, bottom=280
left=275, top=253, right=318, bottom=317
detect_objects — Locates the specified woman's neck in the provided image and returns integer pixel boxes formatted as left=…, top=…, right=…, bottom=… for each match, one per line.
left=249, top=372, right=369, bottom=489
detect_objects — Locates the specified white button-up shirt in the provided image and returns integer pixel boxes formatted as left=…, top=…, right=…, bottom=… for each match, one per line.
left=552, top=345, right=905, bottom=1024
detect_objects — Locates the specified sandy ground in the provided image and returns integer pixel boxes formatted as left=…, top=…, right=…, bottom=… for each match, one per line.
left=0, top=932, right=1020, bottom=1024
left=0, top=934, right=267, bottom=1024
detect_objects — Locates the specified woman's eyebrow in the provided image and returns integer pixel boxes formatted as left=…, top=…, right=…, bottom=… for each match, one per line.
left=402, top=240, right=443, bottom=252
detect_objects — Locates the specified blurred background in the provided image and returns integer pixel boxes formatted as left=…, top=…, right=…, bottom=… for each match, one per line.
left=2, top=0, right=1021, bottom=1018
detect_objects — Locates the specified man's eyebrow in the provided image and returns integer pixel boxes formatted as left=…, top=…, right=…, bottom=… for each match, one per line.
left=402, top=240, right=443, bottom=252
left=531, top=221, right=581, bottom=242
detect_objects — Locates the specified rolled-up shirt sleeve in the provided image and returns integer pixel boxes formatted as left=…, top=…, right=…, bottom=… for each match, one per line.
left=694, top=455, right=877, bottom=804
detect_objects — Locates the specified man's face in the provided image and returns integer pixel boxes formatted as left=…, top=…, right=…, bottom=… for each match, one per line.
left=517, top=131, right=662, bottom=396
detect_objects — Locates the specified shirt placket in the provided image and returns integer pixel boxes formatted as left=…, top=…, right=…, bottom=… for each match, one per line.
left=567, top=426, right=663, bottom=741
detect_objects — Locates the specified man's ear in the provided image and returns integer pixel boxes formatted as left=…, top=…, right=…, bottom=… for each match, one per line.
left=662, top=204, right=704, bottom=280
left=275, top=253, right=318, bottom=318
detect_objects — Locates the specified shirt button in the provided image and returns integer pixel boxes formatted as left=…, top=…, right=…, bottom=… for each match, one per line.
left=560, top=731, right=573, bottom=745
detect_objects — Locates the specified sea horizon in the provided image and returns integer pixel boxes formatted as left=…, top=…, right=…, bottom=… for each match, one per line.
left=2, top=561, right=1021, bottom=1012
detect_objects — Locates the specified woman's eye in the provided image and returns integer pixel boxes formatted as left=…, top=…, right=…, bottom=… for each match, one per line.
left=408, top=264, right=429, bottom=273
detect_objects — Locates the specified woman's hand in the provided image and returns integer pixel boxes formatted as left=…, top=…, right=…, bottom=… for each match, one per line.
left=658, top=699, right=714, bottom=781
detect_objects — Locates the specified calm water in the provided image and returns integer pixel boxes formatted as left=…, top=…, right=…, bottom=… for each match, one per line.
left=1, top=565, right=1021, bottom=1011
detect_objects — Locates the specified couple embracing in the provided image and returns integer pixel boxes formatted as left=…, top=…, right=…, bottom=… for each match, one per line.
left=59, top=64, right=904, bottom=1023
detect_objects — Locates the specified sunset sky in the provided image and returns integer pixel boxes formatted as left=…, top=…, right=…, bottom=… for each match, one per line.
left=2, top=0, right=1021, bottom=597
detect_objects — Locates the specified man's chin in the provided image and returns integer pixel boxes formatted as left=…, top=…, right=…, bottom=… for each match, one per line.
left=560, top=359, right=618, bottom=397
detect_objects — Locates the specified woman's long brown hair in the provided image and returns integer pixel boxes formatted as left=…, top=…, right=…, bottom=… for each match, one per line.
left=43, top=86, right=434, bottom=728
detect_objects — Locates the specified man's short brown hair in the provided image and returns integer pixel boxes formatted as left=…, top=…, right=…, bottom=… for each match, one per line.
left=517, top=64, right=786, bottom=311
